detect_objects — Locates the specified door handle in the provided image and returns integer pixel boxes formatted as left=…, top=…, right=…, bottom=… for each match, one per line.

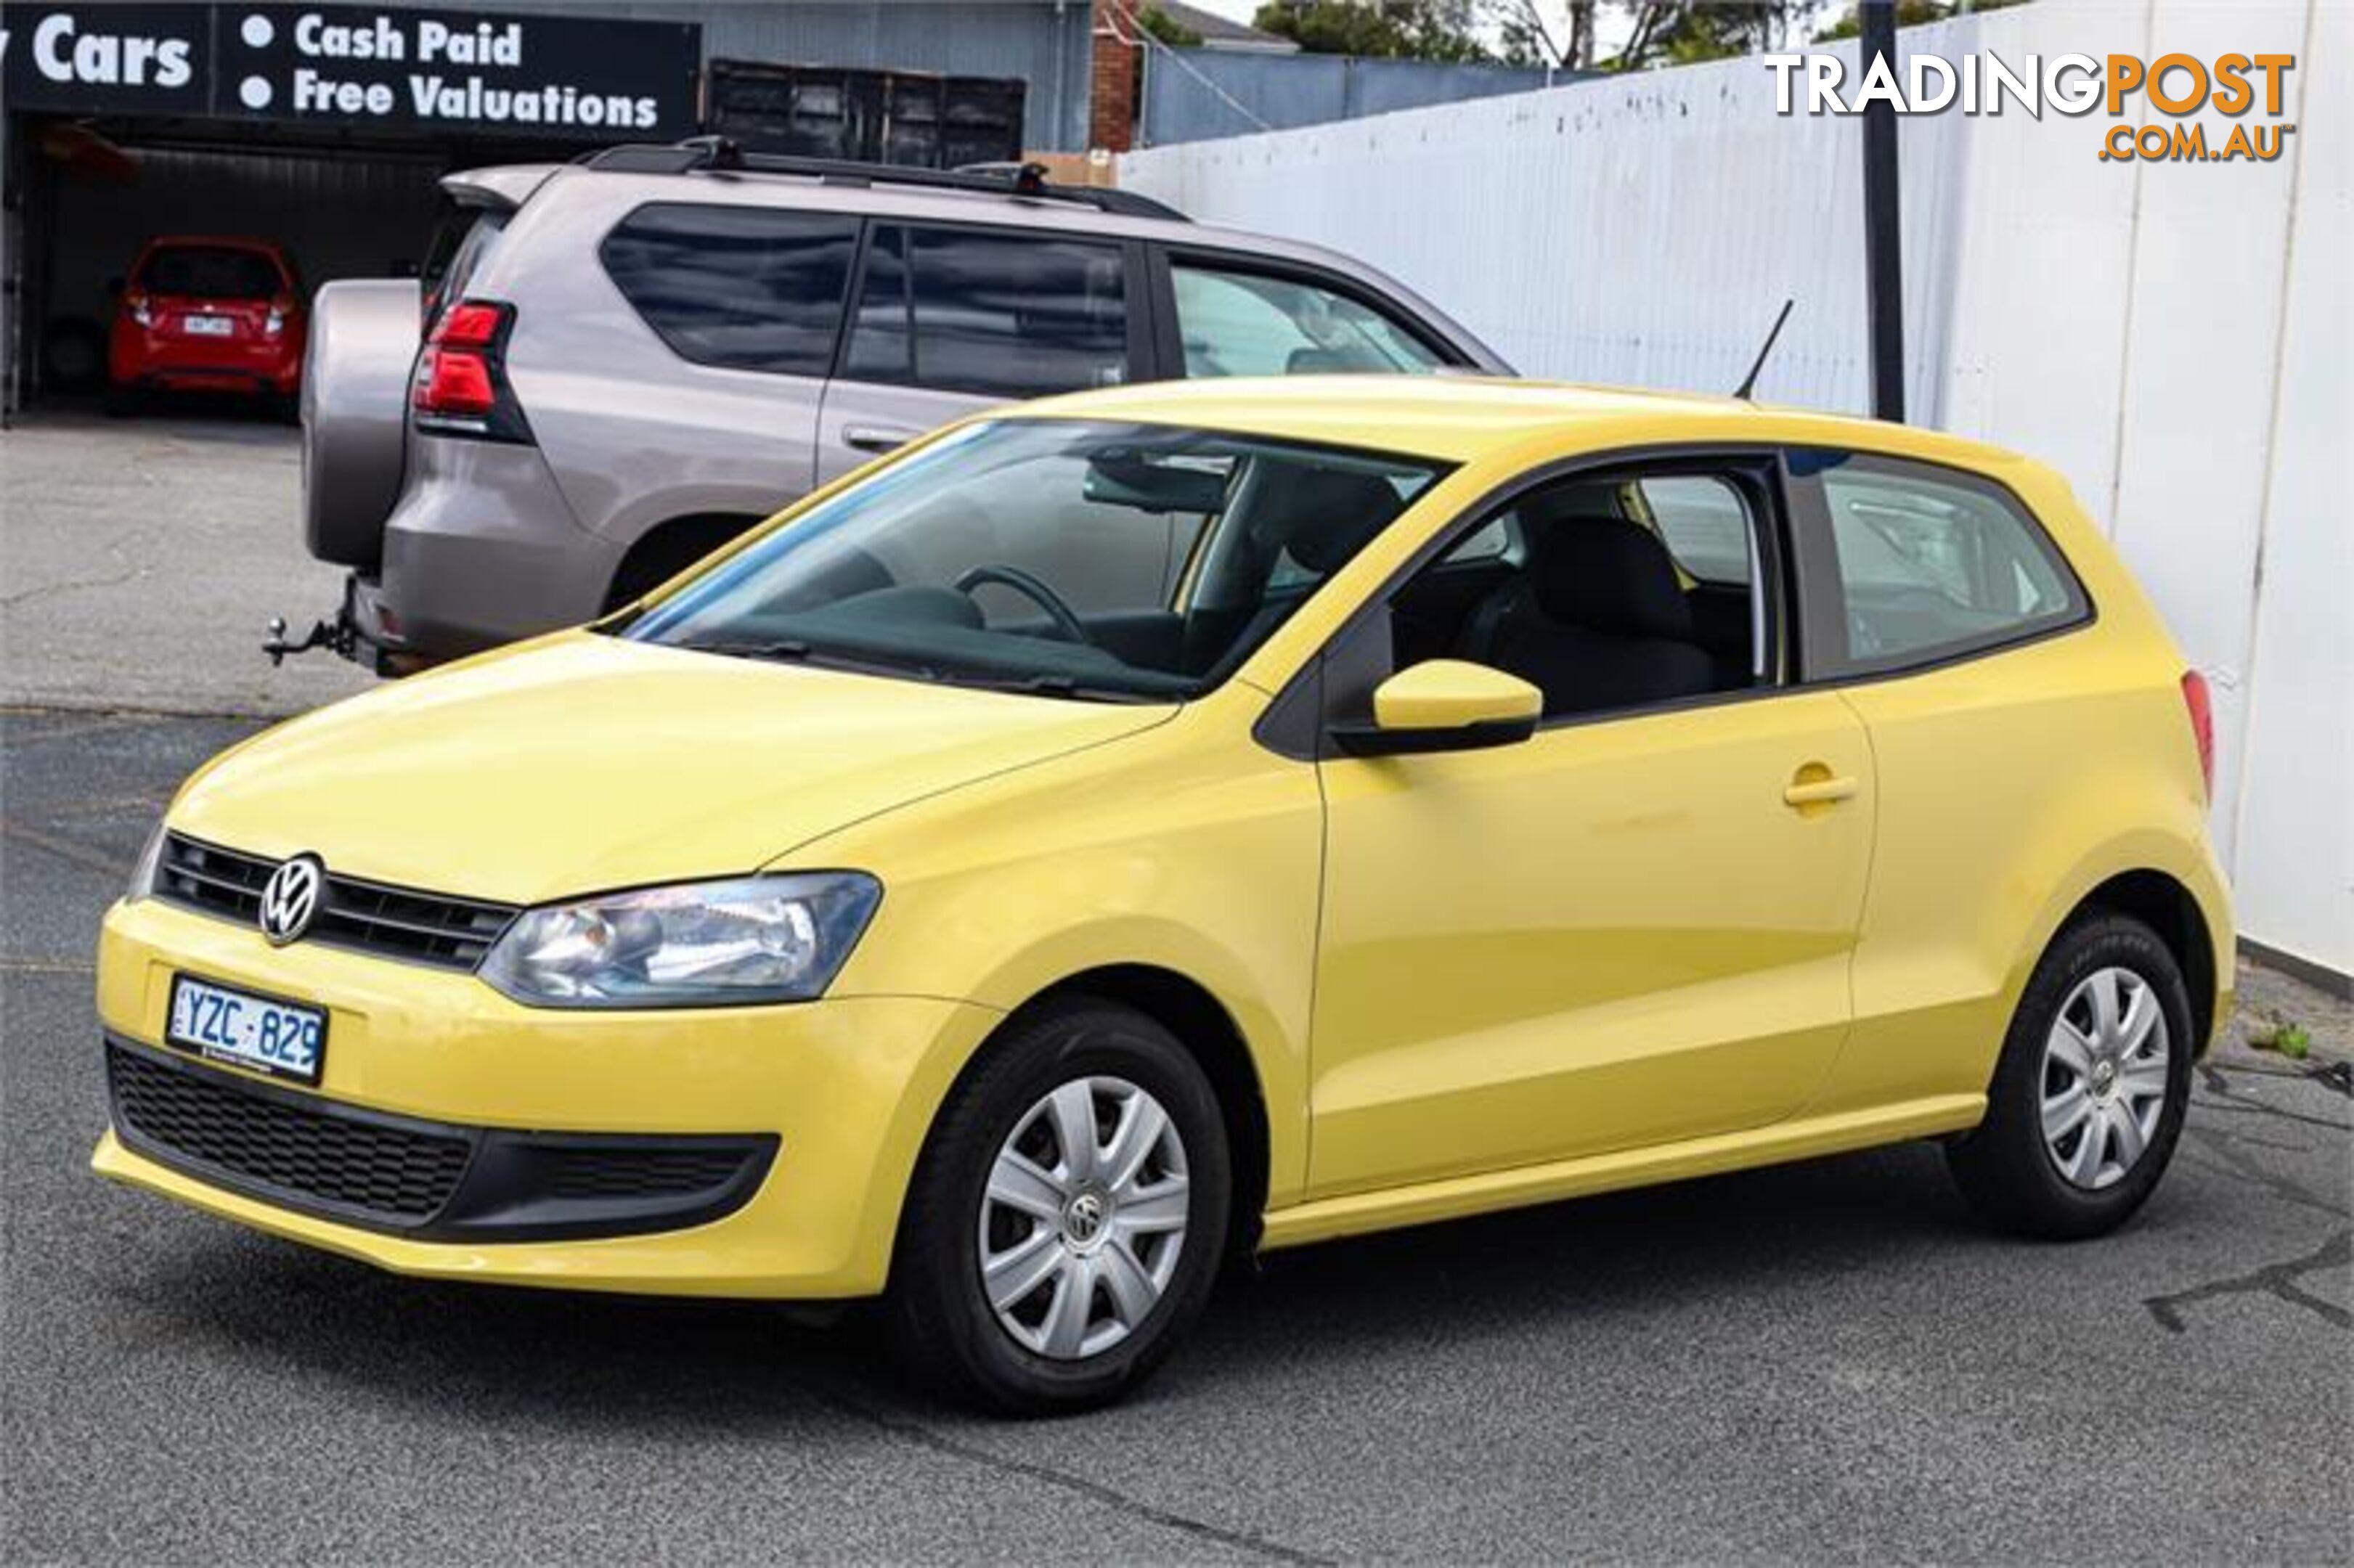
left=843, top=424, right=918, bottom=454
left=1783, top=774, right=1860, bottom=808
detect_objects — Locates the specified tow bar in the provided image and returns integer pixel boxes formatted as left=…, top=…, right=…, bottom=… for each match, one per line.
left=262, top=613, right=354, bottom=666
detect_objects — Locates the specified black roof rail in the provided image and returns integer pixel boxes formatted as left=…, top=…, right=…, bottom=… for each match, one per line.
left=577, top=137, right=1188, bottom=221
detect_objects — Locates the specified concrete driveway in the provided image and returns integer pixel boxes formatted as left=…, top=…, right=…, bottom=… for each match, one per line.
left=3, top=709, right=2348, bottom=1564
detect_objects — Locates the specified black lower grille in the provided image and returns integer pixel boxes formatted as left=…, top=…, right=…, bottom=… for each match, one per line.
left=108, top=1043, right=470, bottom=1225
left=106, top=1040, right=781, bottom=1243
left=541, top=1146, right=753, bottom=1201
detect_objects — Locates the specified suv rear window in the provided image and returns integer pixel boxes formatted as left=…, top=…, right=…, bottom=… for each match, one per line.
left=423, top=208, right=507, bottom=327
left=600, top=203, right=860, bottom=377
left=138, top=247, right=284, bottom=299
left=843, top=224, right=1131, bottom=398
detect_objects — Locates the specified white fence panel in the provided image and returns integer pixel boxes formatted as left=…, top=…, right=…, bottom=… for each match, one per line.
left=1122, top=0, right=2350, bottom=979
left=2232, top=0, right=2351, bottom=983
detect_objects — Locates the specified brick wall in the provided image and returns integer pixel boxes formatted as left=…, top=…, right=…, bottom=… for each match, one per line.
left=1089, top=0, right=1138, bottom=154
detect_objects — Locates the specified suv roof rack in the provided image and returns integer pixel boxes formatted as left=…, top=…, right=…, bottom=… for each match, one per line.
left=578, top=137, right=1188, bottom=222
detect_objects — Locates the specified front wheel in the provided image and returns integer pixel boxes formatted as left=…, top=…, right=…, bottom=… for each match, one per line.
left=1947, top=914, right=2194, bottom=1239
left=884, top=999, right=1230, bottom=1415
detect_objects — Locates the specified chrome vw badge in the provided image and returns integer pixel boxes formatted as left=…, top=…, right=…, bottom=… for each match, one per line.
left=1062, top=1191, right=1107, bottom=1247
left=257, top=854, right=325, bottom=946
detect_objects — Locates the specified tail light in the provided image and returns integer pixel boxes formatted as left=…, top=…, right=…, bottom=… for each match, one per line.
left=264, top=296, right=290, bottom=336
left=126, top=290, right=153, bottom=328
left=412, top=298, right=531, bottom=442
left=2180, top=669, right=2215, bottom=800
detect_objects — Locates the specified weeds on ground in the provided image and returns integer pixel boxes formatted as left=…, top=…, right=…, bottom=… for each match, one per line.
left=2247, top=1010, right=2313, bottom=1061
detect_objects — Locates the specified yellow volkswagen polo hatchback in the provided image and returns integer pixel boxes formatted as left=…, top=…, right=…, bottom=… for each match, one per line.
left=96, top=378, right=2231, bottom=1412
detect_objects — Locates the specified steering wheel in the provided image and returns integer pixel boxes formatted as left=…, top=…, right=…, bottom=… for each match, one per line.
left=953, top=564, right=1093, bottom=645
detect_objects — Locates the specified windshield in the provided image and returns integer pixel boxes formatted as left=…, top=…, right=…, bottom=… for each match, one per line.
left=624, top=420, right=1446, bottom=700
left=139, top=246, right=285, bottom=299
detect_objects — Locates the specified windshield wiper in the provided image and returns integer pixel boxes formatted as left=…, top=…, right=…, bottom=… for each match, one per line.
left=677, top=637, right=815, bottom=663
left=680, top=638, right=938, bottom=679
left=932, top=669, right=1164, bottom=704
left=672, top=638, right=1159, bottom=702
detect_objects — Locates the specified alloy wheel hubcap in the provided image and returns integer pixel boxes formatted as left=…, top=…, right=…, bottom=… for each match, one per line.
left=2040, top=966, right=2170, bottom=1191
left=977, top=1076, right=1191, bottom=1360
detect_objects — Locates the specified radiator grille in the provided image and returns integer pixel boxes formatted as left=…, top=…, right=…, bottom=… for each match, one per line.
left=156, top=834, right=516, bottom=971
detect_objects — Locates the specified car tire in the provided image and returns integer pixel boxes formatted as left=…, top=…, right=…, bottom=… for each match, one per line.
left=884, top=997, right=1231, bottom=1415
left=1946, top=913, right=2194, bottom=1240
left=43, top=317, right=108, bottom=395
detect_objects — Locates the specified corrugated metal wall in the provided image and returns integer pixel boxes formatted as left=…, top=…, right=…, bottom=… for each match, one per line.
left=1123, top=0, right=2350, bottom=979
left=43, top=147, right=450, bottom=330
left=396, top=0, right=1095, bottom=151
left=1141, top=47, right=1564, bottom=147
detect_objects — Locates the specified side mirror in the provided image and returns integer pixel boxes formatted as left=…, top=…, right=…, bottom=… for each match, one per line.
left=1330, top=659, right=1543, bottom=757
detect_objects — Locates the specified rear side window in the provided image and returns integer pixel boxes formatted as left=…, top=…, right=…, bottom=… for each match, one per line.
left=600, top=204, right=860, bottom=377
left=1170, top=261, right=1449, bottom=377
left=843, top=224, right=1130, bottom=398
left=139, top=246, right=285, bottom=299
left=1809, top=454, right=2087, bottom=673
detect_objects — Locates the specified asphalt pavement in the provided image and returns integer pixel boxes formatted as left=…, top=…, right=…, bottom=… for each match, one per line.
left=3, top=708, right=2348, bottom=1564
left=1, top=410, right=372, bottom=716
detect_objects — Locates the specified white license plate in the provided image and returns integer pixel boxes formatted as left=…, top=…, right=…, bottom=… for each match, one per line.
left=181, top=315, right=235, bottom=337
left=167, top=974, right=325, bottom=1084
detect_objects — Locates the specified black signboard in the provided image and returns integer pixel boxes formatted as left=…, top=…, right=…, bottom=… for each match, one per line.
left=0, top=4, right=701, bottom=138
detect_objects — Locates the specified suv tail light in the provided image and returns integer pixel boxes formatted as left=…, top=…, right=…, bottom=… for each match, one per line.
left=126, top=290, right=153, bottom=328
left=413, top=299, right=531, bottom=442
left=2180, top=669, right=2215, bottom=800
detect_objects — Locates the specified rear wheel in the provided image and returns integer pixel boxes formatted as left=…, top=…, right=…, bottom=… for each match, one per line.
left=884, top=999, right=1230, bottom=1414
left=1947, top=914, right=2193, bottom=1238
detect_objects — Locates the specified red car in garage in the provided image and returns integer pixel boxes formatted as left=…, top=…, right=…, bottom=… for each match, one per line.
left=107, top=237, right=306, bottom=413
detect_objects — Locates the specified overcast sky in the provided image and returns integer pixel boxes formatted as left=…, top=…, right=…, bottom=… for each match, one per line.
left=1172, top=1, right=1844, bottom=57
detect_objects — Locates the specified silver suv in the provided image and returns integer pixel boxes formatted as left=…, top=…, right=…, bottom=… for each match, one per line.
left=293, top=140, right=1509, bottom=671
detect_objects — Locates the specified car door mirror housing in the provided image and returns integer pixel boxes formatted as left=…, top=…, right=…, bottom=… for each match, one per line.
left=1331, top=659, right=1543, bottom=756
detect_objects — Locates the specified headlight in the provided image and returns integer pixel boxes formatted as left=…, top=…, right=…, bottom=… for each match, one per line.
left=481, top=872, right=881, bottom=1009
left=125, top=818, right=167, bottom=904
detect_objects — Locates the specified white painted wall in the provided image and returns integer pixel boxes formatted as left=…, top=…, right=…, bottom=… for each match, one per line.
left=1123, top=0, right=2351, bottom=981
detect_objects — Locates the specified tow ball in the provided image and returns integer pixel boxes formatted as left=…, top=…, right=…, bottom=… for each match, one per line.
left=262, top=615, right=351, bottom=666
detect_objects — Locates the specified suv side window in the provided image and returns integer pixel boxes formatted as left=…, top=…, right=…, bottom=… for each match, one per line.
left=1170, top=260, right=1450, bottom=377
left=844, top=224, right=1131, bottom=398
left=600, top=204, right=860, bottom=377
left=1807, top=453, right=2088, bottom=673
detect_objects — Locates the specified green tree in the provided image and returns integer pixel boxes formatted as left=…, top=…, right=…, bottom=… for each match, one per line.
left=1253, top=0, right=1497, bottom=64
left=1136, top=4, right=1204, bottom=48
left=1814, top=0, right=2028, bottom=43
left=1494, top=1, right=1814, bottom=71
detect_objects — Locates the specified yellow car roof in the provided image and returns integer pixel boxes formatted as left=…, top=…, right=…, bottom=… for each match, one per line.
left=1011, top=375, right=2025, bottom=474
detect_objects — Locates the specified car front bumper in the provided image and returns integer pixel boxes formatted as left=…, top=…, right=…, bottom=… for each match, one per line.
left=92, top=895, right=1001, bottom=1299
